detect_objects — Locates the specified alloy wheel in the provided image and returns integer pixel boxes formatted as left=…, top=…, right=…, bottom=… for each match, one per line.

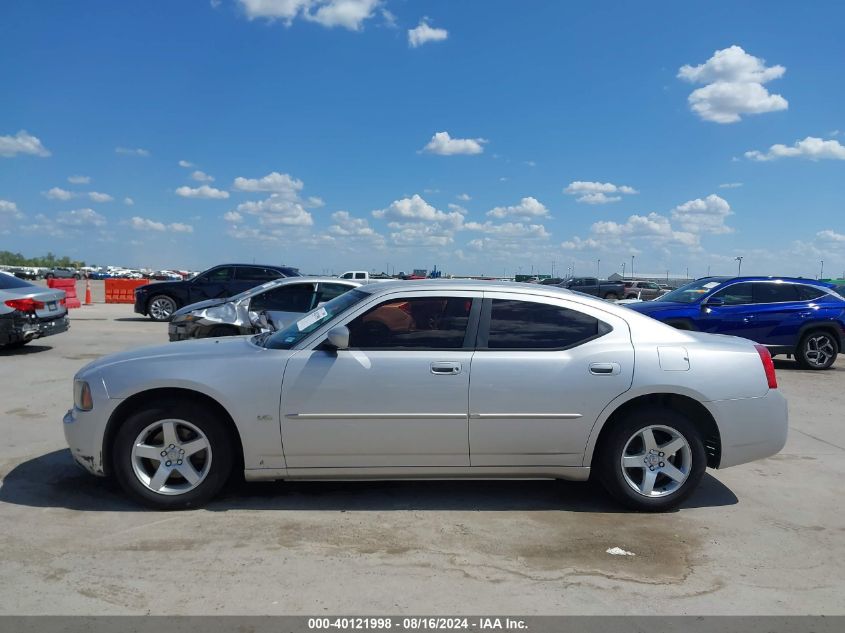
left=149, top=297, right=176, bottom=320
left=804, top=334, right=836, bottom=368
left=131, top=419, right=212, bottom=495
left=620, top=424, right=692, bottom=497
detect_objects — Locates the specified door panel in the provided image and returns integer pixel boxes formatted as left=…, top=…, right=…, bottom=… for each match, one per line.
left=469, top=293, right=634, bottom=467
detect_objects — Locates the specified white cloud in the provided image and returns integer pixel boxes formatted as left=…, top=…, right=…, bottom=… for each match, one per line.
left=129, top=216, right=192, bottom=233
left=232, top=171, right=304, bottom=194
left=486, top=196, right=550, bottom=219
left=43, top=187, right=74, bottom=201
left=329, top=210, right=385, bottom=245
left=238, top=0, right=380, bottom=31
left=816, top=229, right=845, bottom=243
left=422, top=131, right=487, bottom=156
left=123, top=197, right=134, bottom=206
left=463, top=221, right=551, bottom=254
left=67, top=175, right=91, bottom=184
left=464, top=221, right=550, bottom=239
left=456, top=193, right=471, bottom=201
left=373, top=194, right=463, bottom=227
left=191, top=170, right=215, bottom=182
left=175, top=185, right=230, bottom=199
left=115, top=146, right=150, bottom=157
left=235, top=195, right=313, bottom=226
left=223, top=210, right=244, bottom=223
left=408, top=18, right=448, bottom=48
left=178, top=159, right=195, bottom=168
left=88, top=191, right=113, bottom=203
left=0, top=130, right=50, bottom=158
left=56, top=208, right=107, bottom=227
left=719, top=182, right=743, bottom=189
left=0, top=200, right=23, bottom=220
left=670, top=194, right=733, bottom=234
left=564, top=181, right=638, bottom=204
left=745, top=136, right=845, bottom=161
left=130, top=216, right=167, bottom=232
left=678, top=46, right=787, bottom=123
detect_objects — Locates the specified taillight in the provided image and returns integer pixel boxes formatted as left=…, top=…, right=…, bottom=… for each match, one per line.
left=754, top=344, right=778, bottom=389
left=4, top=298, right=45, bottom=312
left=59, top=297, right=67, bottom=306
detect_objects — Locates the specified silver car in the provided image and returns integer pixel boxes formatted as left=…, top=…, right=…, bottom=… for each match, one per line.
left=1, top=272, right=69, bottom=349
left=64, top=280, right=787, bottom=511
left=168, top=277, right=360, bottom=341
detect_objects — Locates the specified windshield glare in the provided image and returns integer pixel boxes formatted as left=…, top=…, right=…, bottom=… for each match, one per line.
left=655, top=279, right=726, bottom=304
left=262, top=289, right=368, bottom=349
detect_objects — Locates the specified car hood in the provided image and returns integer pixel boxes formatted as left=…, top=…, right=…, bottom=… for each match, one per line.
left=172, top=297, right=229, bottom=317
left=136, top=280, right=185, bottom=293
left=624, top=300, right=690, bottom=315
left=76, top=335, right=282, bottom=377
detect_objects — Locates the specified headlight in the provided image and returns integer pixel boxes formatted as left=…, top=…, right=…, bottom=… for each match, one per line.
left=74, top=380, right=93, bottom=411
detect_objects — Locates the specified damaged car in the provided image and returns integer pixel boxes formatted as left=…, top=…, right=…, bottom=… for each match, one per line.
left=1, top=272, right=69, bottom=349
left=168, top=277, right=360, bottom=341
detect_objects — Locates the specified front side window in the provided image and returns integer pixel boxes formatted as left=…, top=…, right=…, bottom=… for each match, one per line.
left=711, top=282, right=753, bottom=305
left=251, top=283, right=316, bottom=312
left=198, top=267, right=233, bottom=283
left=484, top=299, right=605, bottom=350
left=317, top=283, right=354, bottom=304
left=236, top=266, right=282, bottom=282
left=753, top=283, right=799, bottom=304
left=347, top=296, right=473, bottom=349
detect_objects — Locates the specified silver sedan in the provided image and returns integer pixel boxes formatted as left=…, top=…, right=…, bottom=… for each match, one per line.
left=64, top=280, right=787, bottom=511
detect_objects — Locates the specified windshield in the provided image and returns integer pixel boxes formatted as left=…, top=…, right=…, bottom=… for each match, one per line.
left=654, top=278, right=726, bottom=304
left=261, top=288, right=368, bottom=349
left=0, top=273, right=34, bottom=290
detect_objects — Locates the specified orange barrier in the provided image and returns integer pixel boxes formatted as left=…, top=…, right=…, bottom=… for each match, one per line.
left=104, top=278, right=149, bottom=304
left=47, top=278, right=81, bottom=309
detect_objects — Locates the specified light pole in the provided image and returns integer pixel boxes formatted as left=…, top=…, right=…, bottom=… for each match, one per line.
left=819, top=260, right=824, bottom=280
left=735, top=256, right=743, bottom=276
left=621, top=262, right=626, bottom=278
left=631, top=255, right=635, bottom=280
left=597, top=258, right=601, bottom=278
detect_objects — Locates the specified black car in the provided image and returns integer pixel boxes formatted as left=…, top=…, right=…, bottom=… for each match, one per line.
left=134, top=264, right=301, bottom=321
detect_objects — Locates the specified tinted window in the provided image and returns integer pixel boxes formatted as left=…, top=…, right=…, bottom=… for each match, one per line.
left=583, top=278, right=598, bottom=286
left=355, top=273, right=366, bottom=280
left=341, top=272, right=353, bottom=279
left=0, top=274, right=33, bottom=289
left=348, top=296, right=472, bottom=349
left=486, top=299, right=604, bottom=349
left=251, top=283, right=316, bottom=312
left=198, top=267, right=233, bottom=283
left=753, top=283, right=800, bottom=303
left=236, top=266, right=282, bottom=282
left=796, top=285, right=827, bottom=301
left=711, top=282, right=753, bottom=305
left=317, top=283, right=354, bottom=304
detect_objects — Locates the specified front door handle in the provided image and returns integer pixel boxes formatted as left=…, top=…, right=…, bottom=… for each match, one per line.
left=589, top=362, right=621, bottom=376
left=431, top=361, right=462, bottom=375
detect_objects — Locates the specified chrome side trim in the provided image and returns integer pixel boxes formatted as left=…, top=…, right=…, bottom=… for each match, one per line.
left=469, top=413, right=582, bottom=420
left=285, top=413, right=467, bottom=420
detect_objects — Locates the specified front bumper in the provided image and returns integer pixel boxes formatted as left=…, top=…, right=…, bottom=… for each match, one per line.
left=133, top=294, right=147, bottom=316
left=707, top=389, right=788, bottom=469
left=1, top=312, right=69, bottom=346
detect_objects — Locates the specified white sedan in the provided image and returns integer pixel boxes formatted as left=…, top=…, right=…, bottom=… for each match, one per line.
left=64, top=280, right=787, bottom=511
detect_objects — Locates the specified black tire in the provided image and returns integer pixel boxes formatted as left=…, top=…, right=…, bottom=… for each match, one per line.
left=596, top=407, right=706, bottom=512
left=795, top=330, right=839, bottom=370
left=112, top=399, right=233, bottom=510
left=603, top=292, right=619, bottom=301
left=73, top=274, right=81, bottom=280
left=45, top=273, right=54, bottom=280
left=207, top=325, right=239, bottom=338
left=147, top=294, right=178, bottom=322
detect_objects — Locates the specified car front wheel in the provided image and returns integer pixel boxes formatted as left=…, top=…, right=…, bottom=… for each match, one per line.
left=597, top=407, right=706, bottom=512
left=147, top=295, right=177, bottom=321
left=112, top=400, right=233, bottom=509
left=796, top=331, right=838, bottom=370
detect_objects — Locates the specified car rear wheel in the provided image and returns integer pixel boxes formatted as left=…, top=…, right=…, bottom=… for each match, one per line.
left=796, top=331, right=838, bottom=370
left=597, top=407, right=706, bottom=512
left=604, top=292, right=619, bottom=301
left=148, top=295, right=177, bottom=321
left=112, top=400, right=233, bottom=509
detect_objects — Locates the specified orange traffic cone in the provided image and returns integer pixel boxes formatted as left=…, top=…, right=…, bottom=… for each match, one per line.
left=84, top=279, right=93, bottom=305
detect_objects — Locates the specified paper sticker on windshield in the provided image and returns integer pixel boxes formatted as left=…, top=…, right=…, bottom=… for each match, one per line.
left=296, top=306, right=328, bottom=331
left=702, top=282, right=720, bottom=289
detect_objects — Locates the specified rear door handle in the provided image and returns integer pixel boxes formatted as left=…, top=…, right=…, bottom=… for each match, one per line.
left=431, top=361, right=462, bottom=375
left=589, top=362, right=621, bottom=376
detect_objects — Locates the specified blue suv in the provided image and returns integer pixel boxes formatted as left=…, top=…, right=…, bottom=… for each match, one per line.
left=627, top=277, right=845, bottom=370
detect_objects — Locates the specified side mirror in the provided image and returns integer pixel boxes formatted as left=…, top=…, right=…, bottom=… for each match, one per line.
left=325, top=325, right=350, bottom=350
left=703, top=297, right=724, bottom=308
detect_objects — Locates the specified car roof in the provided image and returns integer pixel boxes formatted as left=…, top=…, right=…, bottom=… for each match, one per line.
left=696, top=276, right=835, bottom=288
left=357, top=279, right=578, bottom=297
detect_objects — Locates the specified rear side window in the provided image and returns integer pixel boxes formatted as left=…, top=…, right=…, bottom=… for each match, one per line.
left=198, top=267, right=233, bottom=283
left=317, top=283, right=354, bottom=303
left=347, top=296, right=473, bottom=349
left=236, top=266, right=282, bottom=282
left=753, top=283, right=800, bottom=303
left=796, top=285, right=827, bottom=301
left=484, top=299, right=606, bottom=350
left=711, top=282, right=753, bottom=305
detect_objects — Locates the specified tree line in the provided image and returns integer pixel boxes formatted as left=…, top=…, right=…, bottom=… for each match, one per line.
left=0, top=251, right=86, bottom=268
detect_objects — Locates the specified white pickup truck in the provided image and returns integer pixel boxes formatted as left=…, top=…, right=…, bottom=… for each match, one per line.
left=338, top=271, right=391, bottom=284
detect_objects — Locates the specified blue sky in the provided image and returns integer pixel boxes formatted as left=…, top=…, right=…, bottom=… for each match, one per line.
left=1, top=0, right=843, bottom=278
